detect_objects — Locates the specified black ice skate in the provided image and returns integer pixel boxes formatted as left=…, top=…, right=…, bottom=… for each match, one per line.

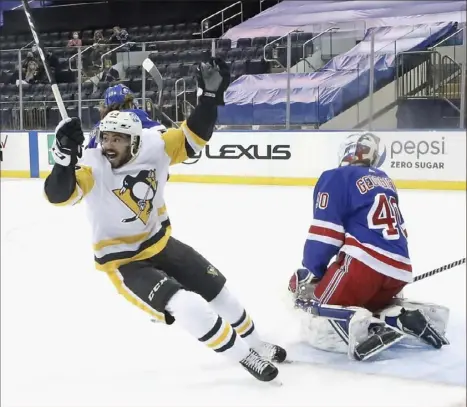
left=254, top=341, right=287, bottom=363
left=397, top=308, right=449, bottom=349
left=353, top=324, right=404, bottom=361
left=240, top=349, right=279, bottom=382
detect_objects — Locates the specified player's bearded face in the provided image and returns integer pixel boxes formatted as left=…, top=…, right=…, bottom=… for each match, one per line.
left=101, top=132, right=132, bottom=168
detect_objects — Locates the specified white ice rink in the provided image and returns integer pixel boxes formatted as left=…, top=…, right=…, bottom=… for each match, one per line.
left=1, top=179, right=466, bottom=407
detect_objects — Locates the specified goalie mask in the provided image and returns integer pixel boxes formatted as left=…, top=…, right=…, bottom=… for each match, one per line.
left=338, top=132, right=382, bottom=167
left=98, top=111, right=143, bottom=166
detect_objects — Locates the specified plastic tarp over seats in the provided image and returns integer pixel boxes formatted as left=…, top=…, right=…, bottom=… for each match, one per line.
left=218, top=71, right=363, bottom=125
left=218, top=22, right=456, bottom=126
left=222, top=0, right=465, bottom=47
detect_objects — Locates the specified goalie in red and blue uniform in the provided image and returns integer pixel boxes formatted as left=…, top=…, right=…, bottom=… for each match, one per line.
left=289, top=133, right=449, bottom=361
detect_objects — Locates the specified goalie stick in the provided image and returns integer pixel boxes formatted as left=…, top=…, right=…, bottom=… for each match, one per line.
left=413, top=257, right=466, bottom=282
left=22, top=0, right=68, bottom=120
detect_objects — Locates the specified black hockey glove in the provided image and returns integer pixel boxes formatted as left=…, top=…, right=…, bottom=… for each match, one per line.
left=51, top=117, right=85, bottom=167
left=196, top=57, right=231, bottom=106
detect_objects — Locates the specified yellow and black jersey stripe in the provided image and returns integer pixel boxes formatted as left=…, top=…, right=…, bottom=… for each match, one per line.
left=162, top=121, right=207, bottom=165
left=94, top=219, right=172, bottom=272
left=45, top=164, right=95, bottom=206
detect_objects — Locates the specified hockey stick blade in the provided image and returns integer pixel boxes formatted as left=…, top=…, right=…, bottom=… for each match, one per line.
left=22, top=0, right=68, bottom=120
left=142, top=58, right=163, bottom=92
left=121, top=215, right=138, bottom=223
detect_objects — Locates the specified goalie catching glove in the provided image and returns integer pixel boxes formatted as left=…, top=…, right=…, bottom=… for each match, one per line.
left=196, top=57, right=231, bottom=106
left=51, top=117, right=85, bottom=167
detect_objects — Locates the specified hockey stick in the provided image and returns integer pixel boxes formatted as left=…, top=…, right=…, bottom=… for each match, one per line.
left=412, top=257, right=466, bottom=282
left=121, top=186, right=153, bottom=224
left=22, top=0, right=67, bottom=120
left=142, top=58, right=179, bottom=128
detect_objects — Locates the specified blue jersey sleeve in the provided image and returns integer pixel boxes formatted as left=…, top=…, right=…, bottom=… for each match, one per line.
left=303, top=169, right=347, bottom=278
left=86, top=124, right=100, bottom=149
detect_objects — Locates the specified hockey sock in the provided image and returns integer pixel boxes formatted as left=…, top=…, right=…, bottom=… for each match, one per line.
left=209, top=287, right=261, bottom=348
left=166, top=289, right=250, bottom=362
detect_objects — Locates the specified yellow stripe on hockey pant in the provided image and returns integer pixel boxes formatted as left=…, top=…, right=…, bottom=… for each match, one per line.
left=106, top=270, right=166, bottom=322
left=235, top=315, right=253, bottom=337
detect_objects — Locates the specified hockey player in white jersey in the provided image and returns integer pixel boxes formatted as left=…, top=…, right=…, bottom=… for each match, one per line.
left=289, top=133, right=450, bottom=361
left=44, top=58, right=286, bottom=382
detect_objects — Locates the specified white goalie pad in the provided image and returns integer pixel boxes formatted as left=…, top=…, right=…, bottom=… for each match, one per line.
left=298, top=306, right=380, bottom=358
left=299, top=311, right=348, bottom=354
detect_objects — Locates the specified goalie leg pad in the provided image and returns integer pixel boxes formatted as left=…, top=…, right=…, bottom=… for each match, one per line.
left=352, top=323, right=404, bottom=361
left=347, top=308, right=403, bottom=361
left=398, top=309, right=449, bottom=349
left=391, top=299, right=449, bottom=335
left=298, top=310, right=349, bottom=354
left=378, top=304, right=449, bottom=349
left=296, top=300, right=405, bottom=360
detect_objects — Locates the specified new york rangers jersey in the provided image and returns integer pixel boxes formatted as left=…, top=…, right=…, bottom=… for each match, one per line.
left=86, top=109, right=166, bottom=149
left=303, top=165, right=412, bottom=283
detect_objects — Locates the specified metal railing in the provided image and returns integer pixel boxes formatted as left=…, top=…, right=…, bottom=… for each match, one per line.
left=300, top=27, right=339, bottom=72
left=396, top=51, right=461, bottom=101
left=68, top=44, right=94, bottom=71
left=263, top=28, right=302, bottom=69
left=99, top=42, right=135, bottom=67
left=430, top=26, right=465, bottom=49
left=0, top=98, right=157, bottom=131
left=199, top=1, right=243, bottom=39
left=2, top=32, right=466, bottom=131
left=174, top=78, right=186, bottom=122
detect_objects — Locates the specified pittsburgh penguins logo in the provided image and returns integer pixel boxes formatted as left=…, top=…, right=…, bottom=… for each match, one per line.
left=112, top=169, right=158, bottom=224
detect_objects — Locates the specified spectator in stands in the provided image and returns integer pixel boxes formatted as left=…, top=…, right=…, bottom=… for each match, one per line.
left=100, top=57, right=119, bottom=82
left=31, top=45, right=60, bottom=83
left=24, top=60, right=40, bottom=84
left=109, top=26, right=129, bottom=45
left=90, top=30, right=106, bottom=69
left=21, top=51, right=36, bottom=70
left=93, top=29, right=105, bottom=46
left=67, top=31, right=82, bottom=47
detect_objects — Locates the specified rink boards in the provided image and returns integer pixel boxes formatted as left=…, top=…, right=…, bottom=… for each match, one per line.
left=0, top=129, right=465, bottom=190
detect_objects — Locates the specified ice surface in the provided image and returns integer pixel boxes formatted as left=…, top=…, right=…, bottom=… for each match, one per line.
left=1, top=180, right=465, bottom=407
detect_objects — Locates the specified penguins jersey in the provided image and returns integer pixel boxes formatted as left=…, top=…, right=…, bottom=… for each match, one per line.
left=49, top=121, right=206, bottom=273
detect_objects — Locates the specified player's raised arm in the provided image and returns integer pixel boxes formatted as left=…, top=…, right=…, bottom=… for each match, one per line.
left=161, top=57, right=230, bottom=165
left=44, top=118, right=94, bottom=205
